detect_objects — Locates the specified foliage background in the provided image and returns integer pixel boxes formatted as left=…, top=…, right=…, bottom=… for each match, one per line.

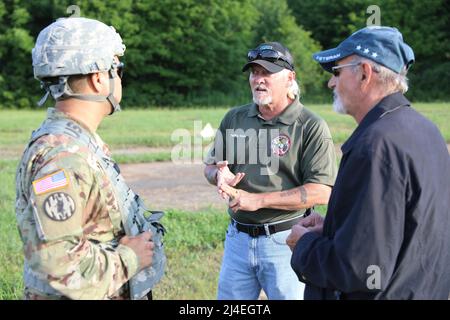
left=0, top=0, right=449, bottom=108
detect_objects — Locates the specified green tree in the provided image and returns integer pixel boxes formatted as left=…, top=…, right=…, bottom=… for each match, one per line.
left=1, top=0, right=448, bottom=108
left=376, top=0, right=450, bottom=100
left=0, top=0, right=36, bottom=108
left=288, top=0, right=450, bottom=101
left=119, top=0, right=258, bottom=106
left=251, top=0, right=328, bottom=100
left=287, top=0, right=368, bottom=48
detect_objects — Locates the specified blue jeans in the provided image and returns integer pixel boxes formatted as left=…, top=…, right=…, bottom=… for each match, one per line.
left=217, top=222, right=304, bottom=300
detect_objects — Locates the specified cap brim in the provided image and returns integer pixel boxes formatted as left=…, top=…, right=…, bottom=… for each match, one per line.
left=313, top=47, right=350, bottom=73
left=242, top=60, right=285, bottom=73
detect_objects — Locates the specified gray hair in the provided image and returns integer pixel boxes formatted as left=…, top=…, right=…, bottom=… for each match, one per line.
left=287, top=79, right=300, bottom=99
left=351, top=57, right=409, bottom=94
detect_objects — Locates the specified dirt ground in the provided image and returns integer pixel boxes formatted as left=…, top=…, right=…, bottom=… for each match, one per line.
left=120, top=161, right=227, bottom=212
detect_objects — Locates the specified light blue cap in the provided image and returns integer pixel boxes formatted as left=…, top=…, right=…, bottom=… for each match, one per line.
left=313, top=26, right=415, bottom=74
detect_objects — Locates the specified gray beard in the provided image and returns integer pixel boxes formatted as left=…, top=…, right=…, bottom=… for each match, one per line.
left=253, top=94, right=272, bottom=107
left=333, top=91, right=347, bottom=114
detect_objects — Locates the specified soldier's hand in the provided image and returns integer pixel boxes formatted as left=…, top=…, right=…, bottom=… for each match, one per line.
left=120, top=231, right=154, bottom=271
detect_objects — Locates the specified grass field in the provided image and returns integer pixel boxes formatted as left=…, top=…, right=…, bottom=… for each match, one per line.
left=0, top=103, right=448, bottom=299
left=1, top=103, right=449, bottom=154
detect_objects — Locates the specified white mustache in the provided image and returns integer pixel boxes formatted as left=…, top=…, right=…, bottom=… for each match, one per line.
left=255, top=85, right=268, bottom=91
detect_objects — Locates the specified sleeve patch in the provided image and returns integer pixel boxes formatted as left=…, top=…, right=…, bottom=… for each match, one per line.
left=32, top=169, right=70, bottom=195
left=43, top=192, right=76, bottom=221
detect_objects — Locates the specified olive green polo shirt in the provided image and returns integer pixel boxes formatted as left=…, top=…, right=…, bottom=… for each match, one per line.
left=205, top=97, right=337, bottom=224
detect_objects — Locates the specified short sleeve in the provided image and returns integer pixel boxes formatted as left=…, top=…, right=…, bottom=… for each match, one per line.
left=203, top=119, right=227, bottom=165
left=300, top=118, right=337, bottom=186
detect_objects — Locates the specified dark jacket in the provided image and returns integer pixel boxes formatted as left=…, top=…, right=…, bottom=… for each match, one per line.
left=291, top=92, right=450, bottom=299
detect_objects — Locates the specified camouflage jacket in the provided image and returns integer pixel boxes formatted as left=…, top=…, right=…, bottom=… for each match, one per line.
left=16, top=108, right=140, bottom=299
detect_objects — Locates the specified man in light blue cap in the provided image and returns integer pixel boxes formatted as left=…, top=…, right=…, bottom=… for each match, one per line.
left=287, top=26, right=450, bottom=299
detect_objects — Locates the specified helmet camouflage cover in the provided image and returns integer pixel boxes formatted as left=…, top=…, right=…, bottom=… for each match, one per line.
left=32, top=17, right=125, bottom=110
left=32, top=17, right=125, bottom=79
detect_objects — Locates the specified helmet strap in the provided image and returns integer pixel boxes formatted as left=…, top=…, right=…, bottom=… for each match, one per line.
left=39, top=70, right=121, bottom=115
left=37, top=91, right=50, bottom=107
left=105, top=69, right=121, bottom=115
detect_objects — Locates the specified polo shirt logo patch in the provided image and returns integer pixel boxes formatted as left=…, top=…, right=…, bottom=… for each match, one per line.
left=271, top=134, right=291, bottom=156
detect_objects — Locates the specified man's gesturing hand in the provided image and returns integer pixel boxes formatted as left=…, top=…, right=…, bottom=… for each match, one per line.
left=216, top=161, right=245, bottom=200
left=220, top=183, right=262, bottom=212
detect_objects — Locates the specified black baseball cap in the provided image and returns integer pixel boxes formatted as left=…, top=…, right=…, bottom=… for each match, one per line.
left=242, top=42, right=295, bottom=73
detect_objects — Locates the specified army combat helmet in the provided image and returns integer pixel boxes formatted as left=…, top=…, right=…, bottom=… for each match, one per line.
left=32, top=17, right=125, bottom=114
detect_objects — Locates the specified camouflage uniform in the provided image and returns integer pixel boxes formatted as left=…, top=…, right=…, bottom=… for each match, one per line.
left=16, top=108, right=139, bottom=299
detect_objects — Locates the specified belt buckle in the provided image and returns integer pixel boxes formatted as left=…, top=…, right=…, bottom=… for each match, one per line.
left=249, top=226, right=259, bottom=237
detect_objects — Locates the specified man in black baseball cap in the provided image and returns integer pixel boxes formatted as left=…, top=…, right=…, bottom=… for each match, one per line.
left=204, top=41, right=337, bottom=300
left=288, top=26, right=450, bottom=300
left=242, top=42, right=295, bottom=73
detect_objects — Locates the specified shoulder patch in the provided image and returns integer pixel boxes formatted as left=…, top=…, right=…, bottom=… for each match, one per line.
left=32, top=169, right=70, bottom=195
left=42, top=192, right=76, bottom=221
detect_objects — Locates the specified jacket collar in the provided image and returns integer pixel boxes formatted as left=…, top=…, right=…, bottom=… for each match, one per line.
left=341, top=92, right=411, bottom=154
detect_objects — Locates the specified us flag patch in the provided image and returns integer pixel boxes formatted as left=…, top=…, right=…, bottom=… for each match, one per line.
left=32, top=170, right=69, bottom=195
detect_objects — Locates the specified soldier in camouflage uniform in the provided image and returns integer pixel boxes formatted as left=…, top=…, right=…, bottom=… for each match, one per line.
left=15, top=17, right=165, bottom=300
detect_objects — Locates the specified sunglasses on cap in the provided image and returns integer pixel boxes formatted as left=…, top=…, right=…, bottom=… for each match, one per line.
left=247, top=49, right=294, bottom=70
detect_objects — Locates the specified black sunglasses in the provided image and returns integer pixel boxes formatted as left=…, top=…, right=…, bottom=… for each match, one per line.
left=111, top=61, right=125, bottom=79
left=331, top=62, right=361, bottom=77
left=247, top=49, right=294, bottom=70
left=117, top=62, right=125, bottom=79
